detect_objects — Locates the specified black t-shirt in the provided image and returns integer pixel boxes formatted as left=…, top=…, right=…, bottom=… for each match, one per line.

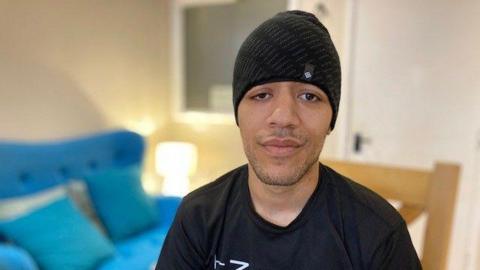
left=155, top=163, right=421, bottom=270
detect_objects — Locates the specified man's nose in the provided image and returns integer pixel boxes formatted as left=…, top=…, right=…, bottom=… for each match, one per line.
left=266, top=95, right=300, bottom=128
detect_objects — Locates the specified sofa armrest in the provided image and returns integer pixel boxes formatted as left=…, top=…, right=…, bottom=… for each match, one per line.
left=153, top=196, right=182, bottom=229
left=0, top=244, right=38, bottom=270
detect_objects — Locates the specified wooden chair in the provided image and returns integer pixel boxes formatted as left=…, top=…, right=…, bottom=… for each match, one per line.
left=321, top=159, right=460, bottom=270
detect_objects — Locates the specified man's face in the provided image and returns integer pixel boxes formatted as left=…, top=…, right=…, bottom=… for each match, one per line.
left=238, top=81, right=333, bottom=186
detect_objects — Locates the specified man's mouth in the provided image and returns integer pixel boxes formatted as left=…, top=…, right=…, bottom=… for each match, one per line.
left=260, top=138, right=303, bottom=157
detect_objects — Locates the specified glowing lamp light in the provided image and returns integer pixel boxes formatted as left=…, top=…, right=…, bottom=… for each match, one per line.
left=155, top=142, right=197, bottom=196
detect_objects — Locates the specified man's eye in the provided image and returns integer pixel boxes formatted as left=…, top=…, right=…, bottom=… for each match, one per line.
left=253, top=93, right=271, bottom=100
left=299, top=93, right=319, bottom=101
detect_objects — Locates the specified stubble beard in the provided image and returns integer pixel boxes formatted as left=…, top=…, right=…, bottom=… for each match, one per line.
left=244, top=132, right=323, bottom=187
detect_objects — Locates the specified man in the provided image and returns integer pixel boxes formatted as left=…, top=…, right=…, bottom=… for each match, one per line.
left=156, top=10, right=421, bottom=270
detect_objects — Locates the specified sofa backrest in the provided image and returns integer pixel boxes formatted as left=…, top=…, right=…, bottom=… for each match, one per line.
left=0, top=130, right=144, bottom=199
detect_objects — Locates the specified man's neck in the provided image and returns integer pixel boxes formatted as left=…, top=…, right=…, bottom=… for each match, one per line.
left=247, top=163, right=320, bottom=227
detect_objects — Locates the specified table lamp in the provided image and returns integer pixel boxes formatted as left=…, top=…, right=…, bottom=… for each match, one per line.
left=155, top=141, right=197, bottom=196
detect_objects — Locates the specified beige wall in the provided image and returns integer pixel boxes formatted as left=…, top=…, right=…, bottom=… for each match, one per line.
left=0, top=0, right=172, bottom=141
left=0, top=0, right=173, bottom=188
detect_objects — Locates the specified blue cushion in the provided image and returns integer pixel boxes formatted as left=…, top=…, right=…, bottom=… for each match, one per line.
left=153, top=196, right=182, bottom=229
left=84, top=165, right=158, bottom=241
left=0, top=197, right=115, bottom=270
left=0, top=244, right=38, bottom=270
left=97, top=226, right=168, bottom=270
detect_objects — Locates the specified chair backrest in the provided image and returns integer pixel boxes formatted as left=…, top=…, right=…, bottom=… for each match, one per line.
left=0, top=130, right=144, bottom=199
left=321, top=159, right=460, bottom=270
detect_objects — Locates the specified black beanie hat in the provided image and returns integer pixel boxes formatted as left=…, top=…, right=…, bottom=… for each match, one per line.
left=233, top=10, right=341, bottom=130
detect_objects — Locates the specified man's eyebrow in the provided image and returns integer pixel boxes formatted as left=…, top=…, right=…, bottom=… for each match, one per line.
left=298, top=86, right=327, bottom=95
left=250, top=86, right=272, bottom=92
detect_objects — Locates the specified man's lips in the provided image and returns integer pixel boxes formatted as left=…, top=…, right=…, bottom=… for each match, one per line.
left=260, top=138, right=303, bottom=157
left=262, top=138, right=301, bottom=147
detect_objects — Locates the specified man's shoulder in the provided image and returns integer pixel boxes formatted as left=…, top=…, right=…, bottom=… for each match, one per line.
left=176, top=164, right=247, bottom=220
left=321, top=164, right=421, bottom=269
left=185, top=164, right=246, bottom=201
left=322, top=164, right=404, bottom=229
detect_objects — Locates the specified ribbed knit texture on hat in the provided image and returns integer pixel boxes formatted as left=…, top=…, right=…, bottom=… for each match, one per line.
left=233, top=10, right=341, bottom=130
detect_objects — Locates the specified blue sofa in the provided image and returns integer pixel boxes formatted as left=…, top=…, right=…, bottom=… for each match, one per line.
left=0, top=130, right=181, bottom=270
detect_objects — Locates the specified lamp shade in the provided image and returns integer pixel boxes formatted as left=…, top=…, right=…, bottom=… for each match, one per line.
left=155, top=142, right=197, bottom=196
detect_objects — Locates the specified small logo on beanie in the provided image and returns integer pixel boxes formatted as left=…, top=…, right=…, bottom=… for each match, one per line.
left=302, top=64, right=315, bottom=81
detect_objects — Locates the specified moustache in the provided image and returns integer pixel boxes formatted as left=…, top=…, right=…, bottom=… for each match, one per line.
left=257, top=128, right=307, bottom=145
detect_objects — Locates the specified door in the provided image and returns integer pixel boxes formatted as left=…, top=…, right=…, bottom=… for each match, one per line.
left=343, top=1, right=480, bottom=269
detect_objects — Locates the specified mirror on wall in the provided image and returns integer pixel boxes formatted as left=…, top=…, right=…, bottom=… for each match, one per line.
left=172, top=0, right=289, bottom=122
